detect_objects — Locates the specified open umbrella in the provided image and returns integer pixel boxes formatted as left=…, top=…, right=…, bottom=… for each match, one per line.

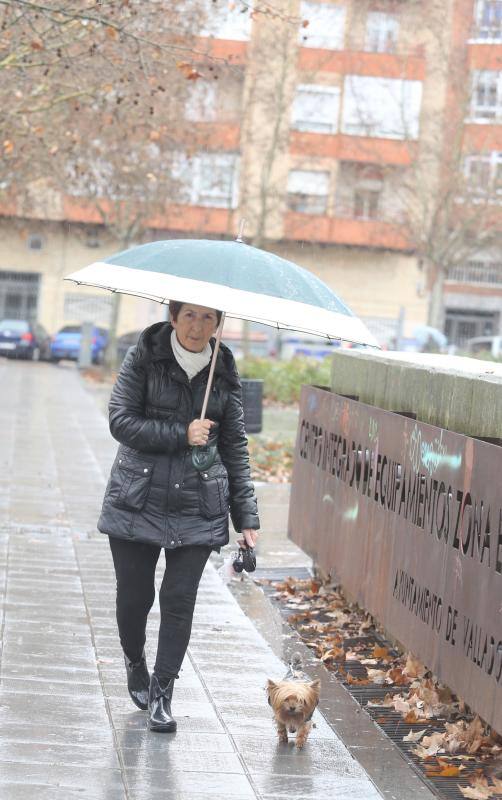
left=413, top=325, right=448, bottom=350
left=65, top=238, right=378, bottom=468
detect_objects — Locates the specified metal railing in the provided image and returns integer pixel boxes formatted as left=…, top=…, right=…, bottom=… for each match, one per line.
left=446, top=261, right=502, bottom=285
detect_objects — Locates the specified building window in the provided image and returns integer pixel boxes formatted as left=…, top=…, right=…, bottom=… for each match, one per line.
left=172, top=152, right=240, bottom=208
left=286, top=170, right=330, bottom=214
left=365, top=12, right=399, bottom=53
left=185, top=82, right=217, bottom=122
left=0, top=271, right=40, bottom=321
left=353, top=165, right=383, bottom=220
left=198, top=0, right=252, bottom=41
left=335, top=162, right=390, bottom=220
left=291, top=85, right=340, bottom=133
left=464, top=151, right=502, bottom=197
left=473, top=0, right=502, bottom=40
left=470, top=70, right=502, bottom=120
left=342, top=75, right=422, bottom=139
left=353, top=187, right=380, bottom=220
left=299, top=2, right=346, bottom=50
left=64, top=293, right=113, bottom=325
left=27, top=234, right=43, bottom=250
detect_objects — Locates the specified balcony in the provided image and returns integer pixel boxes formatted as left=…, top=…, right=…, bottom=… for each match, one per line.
left=468, top=43, right=502, bottom=69
left=289, top=132, right=417, bottom=165
left=175, top=123, right=241, bottom=151
left=283, top=212, right=411, bottom=250
left=192, top=36, right=248, bottom=64
left=152, top=204, right=236, bottom=235
left=297, top=49, right=425, bottom=81
left=446, top=260, right=502, bottom=286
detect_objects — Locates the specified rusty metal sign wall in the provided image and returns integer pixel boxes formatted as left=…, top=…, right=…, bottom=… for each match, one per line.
left=289, top=386, right=502, bottom=732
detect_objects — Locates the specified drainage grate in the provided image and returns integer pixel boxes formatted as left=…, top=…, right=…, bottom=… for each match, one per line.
left=256, top=568, right=502, bottom=800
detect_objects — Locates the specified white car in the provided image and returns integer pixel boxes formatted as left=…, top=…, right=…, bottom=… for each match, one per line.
left=465, top=335, right=502, bottom=359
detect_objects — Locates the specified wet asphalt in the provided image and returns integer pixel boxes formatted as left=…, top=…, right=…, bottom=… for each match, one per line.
left=0, top=359, right=435, bottom=799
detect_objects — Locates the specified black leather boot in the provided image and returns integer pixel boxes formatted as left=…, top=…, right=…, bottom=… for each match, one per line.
left=124, top=651, right=150, bottom=711
left=148, top=674, right=177, bottom=733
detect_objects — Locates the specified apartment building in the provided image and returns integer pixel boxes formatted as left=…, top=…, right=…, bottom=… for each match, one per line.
left=0, top=0, right=500, bottom=347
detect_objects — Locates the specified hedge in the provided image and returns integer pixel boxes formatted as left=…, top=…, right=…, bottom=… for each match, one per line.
left=237, top=356, right=332, bottom=404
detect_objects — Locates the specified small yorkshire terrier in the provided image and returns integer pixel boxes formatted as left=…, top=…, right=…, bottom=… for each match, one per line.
left=267, top=653, right=320, bottom=749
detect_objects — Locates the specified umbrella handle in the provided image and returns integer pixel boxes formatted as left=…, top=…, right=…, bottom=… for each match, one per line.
left=192, top=312, right=225, bottom=473
left=200, top=312, right=226, bottom=422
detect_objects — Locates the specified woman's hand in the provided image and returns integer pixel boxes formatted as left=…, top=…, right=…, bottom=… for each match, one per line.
left=238, top=529, right=259, bottom=548
left=188, top=418, right=214, bottom=446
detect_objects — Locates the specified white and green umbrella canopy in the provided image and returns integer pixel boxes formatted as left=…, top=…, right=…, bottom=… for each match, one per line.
left=64, top=239, right=379, bottom=348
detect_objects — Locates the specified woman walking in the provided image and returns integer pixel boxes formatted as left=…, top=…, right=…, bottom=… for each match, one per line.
left=97, top=301, right=260, bottom=732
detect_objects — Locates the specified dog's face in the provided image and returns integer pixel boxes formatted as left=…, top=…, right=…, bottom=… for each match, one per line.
left=267, top=679, right=320, bottom=731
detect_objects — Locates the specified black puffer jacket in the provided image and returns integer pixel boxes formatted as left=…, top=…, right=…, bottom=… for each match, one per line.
left=97, top=322, right=260, bottom=549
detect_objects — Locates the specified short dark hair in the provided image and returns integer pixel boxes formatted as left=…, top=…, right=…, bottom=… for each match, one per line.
left=169, top=301, right=222, bottom=326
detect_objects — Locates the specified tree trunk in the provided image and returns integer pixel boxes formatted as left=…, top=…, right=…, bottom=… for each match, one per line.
left=427, top=263, right=445, bottom=331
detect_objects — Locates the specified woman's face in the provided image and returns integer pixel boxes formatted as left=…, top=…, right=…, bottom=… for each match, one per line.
left=172, top=304, right=219, bottom=353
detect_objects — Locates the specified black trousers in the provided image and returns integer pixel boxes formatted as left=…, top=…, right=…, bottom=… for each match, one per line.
left=108, top=536, right=212, bottom=680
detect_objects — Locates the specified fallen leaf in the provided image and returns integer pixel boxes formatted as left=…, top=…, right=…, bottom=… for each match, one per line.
left=412, top=744, right=429, bottom=759
left=426, top=762, right=462, bottom=777
left=346, top=674, right=370, bottom=686
left=394, top=697, right=411, bottom=714
left=321, top=646, right=345, bottom=662
left=372, top=645, right=391, bottom=660
left=403, top=728, right=428, bottom=743
left=422, top=732, right=446, bottom=756
left=403, top=653, right=427, bottom=679
left=458, top=776, right=493, bottom=799
left=386, top=667, right=409, bottom=686
left=367, top=669, right=387, bottom=685
left=358, top=617, right=373, bottom=634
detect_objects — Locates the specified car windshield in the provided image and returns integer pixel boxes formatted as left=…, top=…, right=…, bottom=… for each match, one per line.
left=59, top=325, right=82, bottom=334
left=0, top=320, right=29, bottom=332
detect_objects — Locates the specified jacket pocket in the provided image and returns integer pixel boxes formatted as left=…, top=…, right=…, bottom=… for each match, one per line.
left=109, top=455, right=154, bottom=511
left=198, top=463, right=229, bottom=520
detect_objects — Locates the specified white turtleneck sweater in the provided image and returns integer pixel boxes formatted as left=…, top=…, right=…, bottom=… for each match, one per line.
left=171, top=330, right=212, bottom=381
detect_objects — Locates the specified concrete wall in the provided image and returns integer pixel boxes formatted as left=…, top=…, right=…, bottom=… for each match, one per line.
left=330, top=350, right=502, bottom=439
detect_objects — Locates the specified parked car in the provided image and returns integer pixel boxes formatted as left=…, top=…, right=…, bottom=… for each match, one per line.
left=465, top=335, right=502, bottom=359
left=117, top=329, right=142, bottom=364
left=0, top=318, right=51, bottom=360
left=50, top=324, right=108, bottom=364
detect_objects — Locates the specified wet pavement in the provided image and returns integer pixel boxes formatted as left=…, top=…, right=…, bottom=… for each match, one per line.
left=0, top=360, right=434, bottom=799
